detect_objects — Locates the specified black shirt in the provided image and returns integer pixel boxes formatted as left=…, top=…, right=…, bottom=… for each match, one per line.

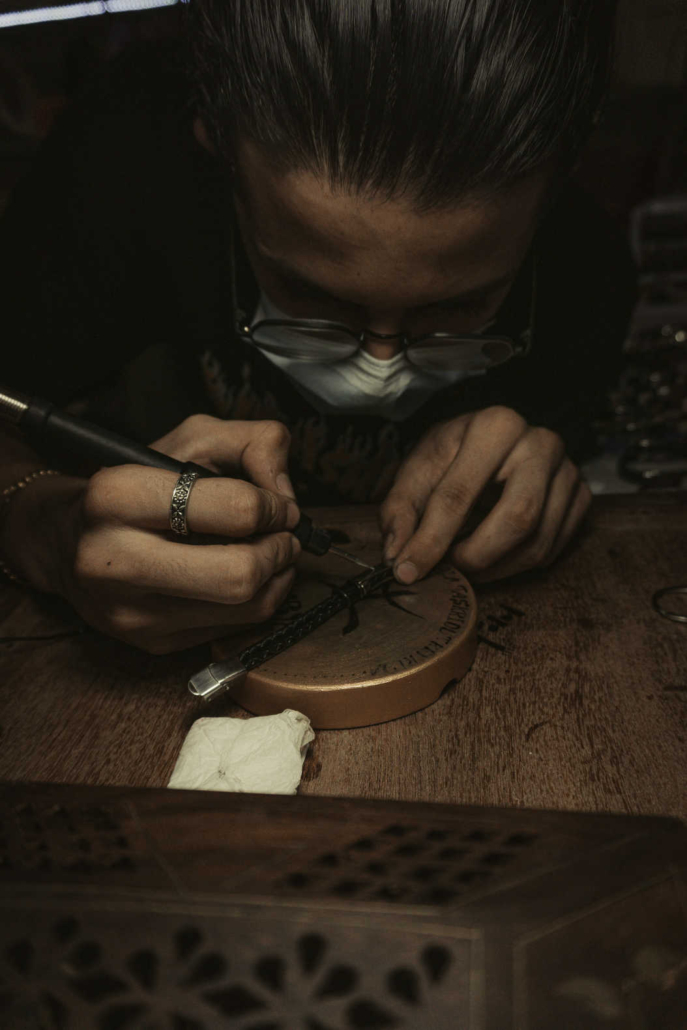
left=0, top=43, right=636, bottom=504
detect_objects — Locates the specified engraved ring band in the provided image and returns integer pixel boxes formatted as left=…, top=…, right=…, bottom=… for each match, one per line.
left=169, top=470, right=200, bottom=537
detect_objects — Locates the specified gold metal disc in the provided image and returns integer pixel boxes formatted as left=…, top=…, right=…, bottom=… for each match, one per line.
left=213, top=510, right=477, bottom=728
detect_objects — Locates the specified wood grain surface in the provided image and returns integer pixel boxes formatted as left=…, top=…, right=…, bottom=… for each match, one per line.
left=0, top=494, right=685, bottom=821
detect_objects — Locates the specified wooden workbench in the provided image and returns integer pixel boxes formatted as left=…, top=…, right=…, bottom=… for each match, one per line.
left=0, top=493, right=685, bottom=820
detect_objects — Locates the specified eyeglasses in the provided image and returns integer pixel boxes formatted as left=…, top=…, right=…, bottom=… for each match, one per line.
left=228, top=218, right=536, bottom=374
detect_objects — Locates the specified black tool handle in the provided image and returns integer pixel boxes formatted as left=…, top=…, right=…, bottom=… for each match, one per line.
left=290, top=512, right=331, bottom=555
left=19, top=397, right=213, bottom=479
left=17, top=393, right=328, bottom=553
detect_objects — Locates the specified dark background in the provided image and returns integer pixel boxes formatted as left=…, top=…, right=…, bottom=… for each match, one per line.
left=1, top=0, right=686, bottom=223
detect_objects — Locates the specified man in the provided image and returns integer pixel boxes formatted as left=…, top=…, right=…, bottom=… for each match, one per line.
left=0, top=0, right=634, bottom=653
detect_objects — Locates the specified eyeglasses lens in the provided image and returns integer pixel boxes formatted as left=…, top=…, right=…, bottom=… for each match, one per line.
left=406, top=337, right=514, bottom=371
left=251, top=322, right=358, bottom=362
left=251, top=323, right=515, bottom=370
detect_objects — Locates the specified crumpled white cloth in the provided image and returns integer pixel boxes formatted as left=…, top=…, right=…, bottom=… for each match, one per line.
left=167, top=709, right=315, bottom=795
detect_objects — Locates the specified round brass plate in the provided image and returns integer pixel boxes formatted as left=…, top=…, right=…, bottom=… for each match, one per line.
left=212, top=512, right=477, bottom=728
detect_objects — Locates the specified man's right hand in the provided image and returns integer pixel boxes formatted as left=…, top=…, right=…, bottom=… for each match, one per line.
left=2, top=416, right=301, bottom=653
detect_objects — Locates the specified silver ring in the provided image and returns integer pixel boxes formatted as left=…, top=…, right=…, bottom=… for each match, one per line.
left=652, top=586, right=687, bottom=624
left=169, top=471, right=200, bottom=537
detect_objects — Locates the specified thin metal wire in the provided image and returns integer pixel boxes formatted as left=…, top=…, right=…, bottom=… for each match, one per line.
left=652, top=585, right=687, bottom=624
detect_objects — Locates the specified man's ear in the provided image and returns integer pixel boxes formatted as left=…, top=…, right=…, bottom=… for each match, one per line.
left=193, top=117, right=215, bottom=154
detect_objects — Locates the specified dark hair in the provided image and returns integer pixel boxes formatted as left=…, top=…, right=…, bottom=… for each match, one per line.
left=190, top=0, right=616, bottom=209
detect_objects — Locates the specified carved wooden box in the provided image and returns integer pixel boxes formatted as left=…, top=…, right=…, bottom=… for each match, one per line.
left=0, top=782, right=685, bottom=1028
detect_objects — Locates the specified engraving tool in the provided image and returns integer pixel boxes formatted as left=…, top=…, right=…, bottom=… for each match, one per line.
left=189, top=564, right=395, bottom=702
left=200, top=558, right=478, bottom=728
left=0, top=386, right=371, bottom=569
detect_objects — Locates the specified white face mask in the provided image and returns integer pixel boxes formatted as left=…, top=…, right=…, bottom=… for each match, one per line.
left=246, top=293, right=485, bottom=420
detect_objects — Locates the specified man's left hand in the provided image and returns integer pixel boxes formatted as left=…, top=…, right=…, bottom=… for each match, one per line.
left=380, top=406, right=591, bottom=583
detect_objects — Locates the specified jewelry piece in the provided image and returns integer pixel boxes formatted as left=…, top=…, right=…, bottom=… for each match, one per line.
left=169, top=470, right=200, bottom=537
left=652, top=585, right=687, bottom=625
left=2, top=467, right=61, bottom=503
left=1, top=468, right=62, bottom=586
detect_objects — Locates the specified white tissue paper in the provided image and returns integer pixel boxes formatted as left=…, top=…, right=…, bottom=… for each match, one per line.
left=167, top=709, right=315, bottom=795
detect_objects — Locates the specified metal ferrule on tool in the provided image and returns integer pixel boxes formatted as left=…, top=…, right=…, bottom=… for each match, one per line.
left=187, top=659, right=248, bottom=700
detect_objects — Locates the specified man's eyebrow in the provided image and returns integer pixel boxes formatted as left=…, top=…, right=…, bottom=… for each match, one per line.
left=266, top=256, right=514, bottom=307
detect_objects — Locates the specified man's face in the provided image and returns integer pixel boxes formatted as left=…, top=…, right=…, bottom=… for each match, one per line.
left=214, top=133, right=547, bottom=360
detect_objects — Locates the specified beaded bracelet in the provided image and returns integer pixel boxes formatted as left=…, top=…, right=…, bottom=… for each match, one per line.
left=0, top=469, right=62, bottom=586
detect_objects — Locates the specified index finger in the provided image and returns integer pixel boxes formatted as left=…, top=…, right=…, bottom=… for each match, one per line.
left=85, top=466, right=300, bottom=537
left=152, top=416, right=295, bottom=498
left=391, top=417, right=523, bottom=582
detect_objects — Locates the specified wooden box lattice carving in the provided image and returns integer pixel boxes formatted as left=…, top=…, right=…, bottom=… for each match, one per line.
left=0, top=783, right=686, bottom=1029
left=274, top=821, right=540, bottom=905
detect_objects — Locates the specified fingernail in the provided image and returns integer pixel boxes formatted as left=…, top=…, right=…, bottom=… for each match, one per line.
left=286, top=500, right=300, bottom=529
left=384, top=532, right=399, bottom=562
left=276, top=473, right=296, bottom=500
left=395, top=560, right=417, bottom=584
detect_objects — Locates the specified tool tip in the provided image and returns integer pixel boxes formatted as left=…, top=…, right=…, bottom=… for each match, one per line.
left=328, top=545, right=376, bottom=570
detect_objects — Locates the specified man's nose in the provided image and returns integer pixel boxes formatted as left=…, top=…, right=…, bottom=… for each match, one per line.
left=362, top=312, right=408, bottom=359
left=364, top=310, right=406, bottom=336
